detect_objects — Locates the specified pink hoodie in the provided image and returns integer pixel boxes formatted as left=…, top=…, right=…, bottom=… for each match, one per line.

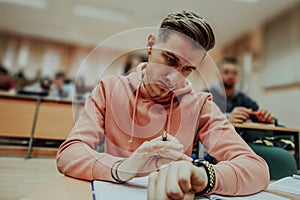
left=56, top=64, right=269, bottom=196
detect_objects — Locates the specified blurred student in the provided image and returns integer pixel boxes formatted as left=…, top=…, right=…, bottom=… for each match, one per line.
left=74, top=76, right=91, bottom=100
left=50, top=72, right=73, bottom=99
left=56, top=11, right=269, bottom=199
left=123, top=53, right=148, bottom=74
left=207, top=57, right=275, bottom=124
left=0, top=65, right=17, bottom=92
left=14, top=67, right=41, bottom=90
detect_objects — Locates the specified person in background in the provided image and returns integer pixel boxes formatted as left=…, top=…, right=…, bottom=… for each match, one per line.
left=50, top=72, right=73, bottom=99
left=39, top=76, right=52, bottom=93
left=207, top=57, right=275, bottom=124
left=0, top=64, right=17, bottom=92
left=13, top=67, right=41, bottom=90
left=206, top=57, right=297, bottom=180
left=20, top=75, right=52, bottom=97
left=123, top=53, right=148, bottom=74
left=74, top=76, right=92, bottom=100
left=56, top=11, right=269, bottom=199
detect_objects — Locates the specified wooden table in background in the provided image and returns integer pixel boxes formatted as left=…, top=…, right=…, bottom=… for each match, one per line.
left=0, top=92, right=84, bottom=158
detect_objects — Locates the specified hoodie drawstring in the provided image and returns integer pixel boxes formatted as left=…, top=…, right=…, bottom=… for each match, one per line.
left=128, top=84, right=175, bottom=143
left=128, top=84, right=140, bottom=143
left=166, top=94, right=175, bottom=135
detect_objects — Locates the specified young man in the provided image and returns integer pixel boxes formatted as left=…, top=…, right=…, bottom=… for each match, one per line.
left=207, top=57, right=275, bottom=124
left=56, top=11, right=269, bottom=199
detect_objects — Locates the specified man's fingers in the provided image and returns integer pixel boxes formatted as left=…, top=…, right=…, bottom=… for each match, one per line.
left=166, top=163, right=184, bottom=199
left=158, top=149, right=192, bottom=161
left=137, top=140, right=184, bottom=154
left=148, top=171, right=158, bottom=200
left=177, top=162, right=193, bottom=193
left=154, top=169, right=167, bottom=200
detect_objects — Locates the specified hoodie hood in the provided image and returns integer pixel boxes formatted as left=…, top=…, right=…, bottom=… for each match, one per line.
left=126, top=62, right=193, bottom=104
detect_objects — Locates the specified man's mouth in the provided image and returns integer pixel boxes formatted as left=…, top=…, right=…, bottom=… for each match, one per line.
left=158, top=80, right=173, bottom=90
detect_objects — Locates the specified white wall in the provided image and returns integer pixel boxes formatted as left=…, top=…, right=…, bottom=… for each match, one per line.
left=248, top=4, right=300, bottom=128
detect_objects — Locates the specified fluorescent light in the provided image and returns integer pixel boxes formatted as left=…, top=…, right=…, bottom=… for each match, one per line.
left=0, top=0, right=48, bottom=9
left=74, top=4, right=130, bottom=23
left=235, top=0, right=260, bottom=3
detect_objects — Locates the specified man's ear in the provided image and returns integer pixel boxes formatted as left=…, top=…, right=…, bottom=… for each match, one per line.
left=147, top=34, right=156, bottom=48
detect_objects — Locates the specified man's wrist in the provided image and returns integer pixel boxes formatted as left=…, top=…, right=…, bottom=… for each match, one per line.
left=111, top=159, right=127, bottom=183
left=193, top=159, right=216, bottom=195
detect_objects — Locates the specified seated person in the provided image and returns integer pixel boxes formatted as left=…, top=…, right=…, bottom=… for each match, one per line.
left=123, top=52, right=148, bottom=74
left=205, top=57, right=296, bottom=179
left=50, top=72, right=73, bottom=99
left=206, top=57, right=275, bottom=125
left=20, top=76, right=52, bottom=97
left=0, top=65, right=17, bottom=92
left=56, top=11, right=269, bottom=199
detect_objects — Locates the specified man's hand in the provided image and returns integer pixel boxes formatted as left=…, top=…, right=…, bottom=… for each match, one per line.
left=148, top=160, right=208, bottom=200
left=116, top=134, right=193, bottom=182
left=228, top=107, right=251, bottom=123
left=256, top=108, right=275, bottom=124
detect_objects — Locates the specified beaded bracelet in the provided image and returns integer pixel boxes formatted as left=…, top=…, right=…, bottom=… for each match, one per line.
left=111, top=159, right=127, bottom=183
left=193, top=159, right=216, bottom=195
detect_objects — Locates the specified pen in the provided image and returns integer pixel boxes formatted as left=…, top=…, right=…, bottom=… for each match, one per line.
left=249, top=111, right=260, bottom=115
left=292, top=174, right=300, bottom=180
left=162, top=131, right=167, bottom=141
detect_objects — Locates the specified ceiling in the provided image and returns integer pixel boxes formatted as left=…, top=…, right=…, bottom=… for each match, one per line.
left=0, top=0, right=300, bottom=50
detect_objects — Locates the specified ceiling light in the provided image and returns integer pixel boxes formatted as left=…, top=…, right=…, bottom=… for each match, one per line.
left=235, top=0, right=260, bottom=3
left=0, top=0, right=48, bottom=9
left=74, top=4, right=130, bottom=23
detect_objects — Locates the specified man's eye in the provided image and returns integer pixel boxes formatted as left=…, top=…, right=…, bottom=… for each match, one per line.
left=183, top=66, right=195, bottom=72
left=166, top=56, right=177, bottom=65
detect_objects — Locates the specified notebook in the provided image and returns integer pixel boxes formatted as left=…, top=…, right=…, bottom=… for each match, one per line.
left=92, top=176, right=290, bottom=200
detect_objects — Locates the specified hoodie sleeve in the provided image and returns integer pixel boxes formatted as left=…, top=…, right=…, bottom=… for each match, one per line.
left=197, top=94, right=269, bottom=196
left=56, top=81, right=122, bottom=182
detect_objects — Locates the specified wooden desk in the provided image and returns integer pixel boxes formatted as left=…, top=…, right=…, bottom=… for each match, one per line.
left=20, top=176, right=92, bottom=200
left=0, top=92, right=84, bottom=158
left=21, top=176, right=300, bottom=200
left=34, top=101, right=75, bottom=140
left=0, top=97, right=37, bottom=138
left=233, top=123, right=300, bottom=170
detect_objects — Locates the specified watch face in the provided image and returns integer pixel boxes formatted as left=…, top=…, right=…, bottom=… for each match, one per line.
left=193, top=159, right=206, bottom=167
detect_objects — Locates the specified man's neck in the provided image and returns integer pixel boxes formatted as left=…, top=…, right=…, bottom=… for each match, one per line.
left=225, top=88, right=234, bottom=98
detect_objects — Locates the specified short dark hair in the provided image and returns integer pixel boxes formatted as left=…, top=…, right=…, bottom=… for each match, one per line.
left=159, top=11, right=215, bottom=51
left=217, top=57, right=239, bottom=69
left=0, top=65, right=8, bottom=75
left=55, top=72, right=66, bottom=79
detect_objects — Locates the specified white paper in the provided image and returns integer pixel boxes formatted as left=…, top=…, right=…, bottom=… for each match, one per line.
left=92, top=176, right=148, bottom=200
left=268, top=176, right=300, bottom=196
left=209, top=192, right=289, bottom=200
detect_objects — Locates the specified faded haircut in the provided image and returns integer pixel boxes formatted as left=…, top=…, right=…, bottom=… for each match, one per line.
left=159, top=10, right=215, bottom=51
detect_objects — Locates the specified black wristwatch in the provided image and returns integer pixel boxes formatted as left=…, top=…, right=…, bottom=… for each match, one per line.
left=193, top=159, right=216, bottom=195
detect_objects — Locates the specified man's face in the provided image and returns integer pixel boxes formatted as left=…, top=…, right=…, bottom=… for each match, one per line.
left=54, top=78, right=64, bottom=89
left=220, top=63, right=239, bottom=90
left=144, top=33, right=206, bottom=98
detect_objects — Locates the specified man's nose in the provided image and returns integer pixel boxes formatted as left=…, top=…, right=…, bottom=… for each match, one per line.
left=165, top=70, right=184, bottom=86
